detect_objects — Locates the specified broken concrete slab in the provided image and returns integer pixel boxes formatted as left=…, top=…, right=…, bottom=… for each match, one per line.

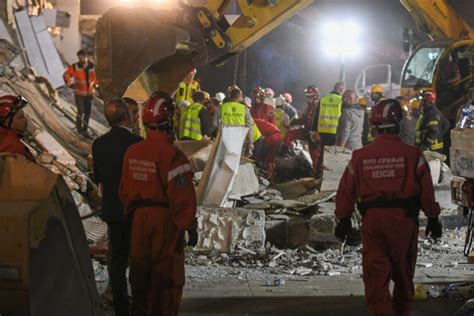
left=287, top=216, right=309, bottom=248
left=197, top=125, right=249, bottom=207
left=321, top=146, right=352, bottom=191
left=429, top=159, right=441, bottom=185
left=175, top=139, right=213, bottom=159
left=308, top=213, right=340, bottom=246
left=196, top=206, right=266, bottom=253
left=273, top=178, right=321, bottom=199
left=229, top=163, right=260, bottom=200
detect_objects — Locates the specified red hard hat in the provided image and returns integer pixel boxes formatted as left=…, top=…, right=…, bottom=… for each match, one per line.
left=264, top=87, right=275, bottom=98
left=304, top=85, right=319, bottom=96
left=422, top=89, right=437, bottom=103
left=283, top=92, right=293, bottom=104
left=0, top=95, right=28, bottom=126
left=370, top=99, right=403, bottom=128
left=142, top=91, right=174, bottom=126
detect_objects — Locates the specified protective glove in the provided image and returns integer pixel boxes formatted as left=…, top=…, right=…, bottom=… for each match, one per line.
left=425, top=217, right=442, bottom=240
left=309, top=131, right=320, bottom=143
left=335, top=217, right=352, bottom=242
left=187, top=229, right=198, bottom=247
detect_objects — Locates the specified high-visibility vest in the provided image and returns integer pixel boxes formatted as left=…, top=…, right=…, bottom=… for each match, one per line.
left=253, top=123, right=262, bottom=142
left=220, top=101, right=247, bottom=125
left=181, top=103, right=203, bottom=140
left=63, top=61, right=97, bottom=96
left=175, top=80, right=200, bottom=103
left=318, top=93, right=342, bottom=134
left=275, top=108, right=287, bottom=137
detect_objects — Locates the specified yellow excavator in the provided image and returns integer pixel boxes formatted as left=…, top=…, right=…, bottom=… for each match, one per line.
left=94, top=0, right=313, bottom=102
left=400, top=0, right=473, bottom=120
left=400, top=0, right=474, bottom=260
left=1, top=1, right=314, bottom=314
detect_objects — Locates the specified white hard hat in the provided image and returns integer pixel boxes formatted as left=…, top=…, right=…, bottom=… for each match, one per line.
left=264, top=97, right=275, bottom=108
left=275, top=96, right=286, bottom=107
left=177, top=100, right=191, bottom=109
left=215, top=92, right=225, bottom=102
left=243, top=96, right=252, bottom=108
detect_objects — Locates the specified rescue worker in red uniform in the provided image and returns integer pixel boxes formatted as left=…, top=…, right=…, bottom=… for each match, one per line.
left=334, top=99, right=442, bottom=316
left=119, top=91, right=198, bottom=316
left=254, top=119, right=282, bottom=184
left=283, top=85, right=324, bottom=184
left=0, top=95, right=33, bottom=160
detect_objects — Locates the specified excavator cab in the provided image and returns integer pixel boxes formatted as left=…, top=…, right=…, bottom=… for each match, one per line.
left=400, top=39, right=474, bottom=120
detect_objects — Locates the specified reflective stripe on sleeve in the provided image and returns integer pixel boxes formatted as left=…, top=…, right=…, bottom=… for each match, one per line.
left=167, top=163, right=192, bottom=182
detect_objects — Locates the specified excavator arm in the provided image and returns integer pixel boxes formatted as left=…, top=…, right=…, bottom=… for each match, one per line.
left=400, top=0, right=473, bottom=41
left=95, top=0, right=312, bottom=102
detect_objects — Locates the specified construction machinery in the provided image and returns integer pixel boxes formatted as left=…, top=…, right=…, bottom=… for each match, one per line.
left=0, top=154, right=102, bottom=315
left=94, top=0, right=313, bottom=102
left=399, top=1, right=474, bottom=260
left=400, top=0, right=473, bottom=120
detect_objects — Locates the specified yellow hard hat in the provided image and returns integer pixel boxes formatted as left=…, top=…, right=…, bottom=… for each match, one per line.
left=410, top=99, right=420, bottom=110
left=203, top=91, right=210, bottom=100
left=371, top=84, right=384, bottom=94
left=358, top=97, right=368, bottom=106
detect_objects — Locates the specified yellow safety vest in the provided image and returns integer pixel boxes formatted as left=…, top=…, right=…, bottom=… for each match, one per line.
left=175, top=80, right=199, bottom=103
left=181, top=103, right=203, bottom=140
left=220, top=101, right=246, bottom=126
left=275, top=108, right=287, bottom=137
left=253, top=123, right=262, bottom=142
left=318, top=93, right=342, bottom=134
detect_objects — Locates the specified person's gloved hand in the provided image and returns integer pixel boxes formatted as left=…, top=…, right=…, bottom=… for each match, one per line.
left=187, top=229, right=198, bottom=247
left=425, top=217, right=442, bottom=240
left=335, top=217, right=352, bottom=242
left=309, top=131, right=320, bottom=143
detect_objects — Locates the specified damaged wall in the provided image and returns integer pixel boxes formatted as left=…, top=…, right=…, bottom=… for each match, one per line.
left=54, top=0, right=80, bottom=63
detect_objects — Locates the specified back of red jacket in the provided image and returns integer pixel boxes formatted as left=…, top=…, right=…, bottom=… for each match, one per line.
left=119, top=130, right=197, bottom=231
left=254, top=119, right=281, bottom=141
left=336, top=134, right=440, bottom=219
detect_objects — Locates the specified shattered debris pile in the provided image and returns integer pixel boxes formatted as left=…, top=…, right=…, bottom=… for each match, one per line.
left=0, top=6, right=108, bottom=249
left=186, top=244, right=362, bottom=276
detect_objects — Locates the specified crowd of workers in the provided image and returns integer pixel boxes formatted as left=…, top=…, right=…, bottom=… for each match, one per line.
left=0, top=49, right=473, bottom=316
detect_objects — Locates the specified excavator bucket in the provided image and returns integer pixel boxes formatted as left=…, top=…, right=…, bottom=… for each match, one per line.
left=0, top=154, right=103, bottom=316
left=95, top=7, right=207, bottom=102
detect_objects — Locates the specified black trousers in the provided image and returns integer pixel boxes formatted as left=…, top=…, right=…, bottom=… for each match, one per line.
left=107, top=219, right=132, bottom=316
left=74, top=95, right=93, bottom=133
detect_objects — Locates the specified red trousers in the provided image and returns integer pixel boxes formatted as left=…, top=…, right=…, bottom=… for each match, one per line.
left=257, top=136, right=281, bottom=183
left=362, top=209, right=418, bottom=316
left=130, top=207, right=185, bottom=316
left=284, top=128, right=324, bottom=180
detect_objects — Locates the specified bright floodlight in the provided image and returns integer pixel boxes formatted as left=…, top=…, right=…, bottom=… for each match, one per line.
left=320, top=20, right=363, bottom=57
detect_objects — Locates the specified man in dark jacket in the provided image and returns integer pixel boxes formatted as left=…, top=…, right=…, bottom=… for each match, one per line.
left=336, top=90, right=364, bottom=150
left=92, top=98, right=142, bottom=316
